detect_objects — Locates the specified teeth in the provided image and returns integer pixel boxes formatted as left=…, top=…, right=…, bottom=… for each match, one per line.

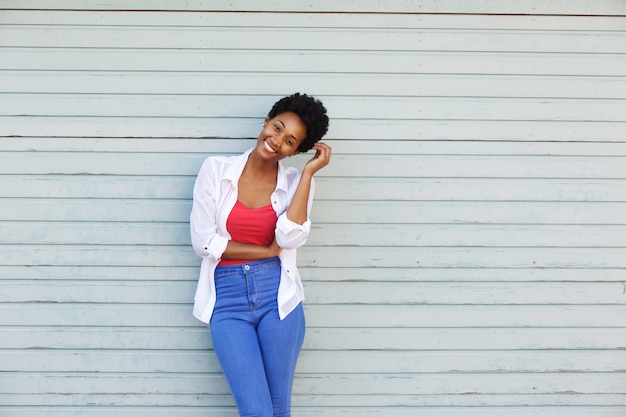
left=264, top=140, right=277, bottom=153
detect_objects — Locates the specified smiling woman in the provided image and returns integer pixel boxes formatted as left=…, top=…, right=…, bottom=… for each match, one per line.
left=189, top=93, right=330, bottom=417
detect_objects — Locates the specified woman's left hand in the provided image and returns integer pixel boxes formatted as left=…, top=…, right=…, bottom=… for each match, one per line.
left=302, top=142, right=332, bottom=176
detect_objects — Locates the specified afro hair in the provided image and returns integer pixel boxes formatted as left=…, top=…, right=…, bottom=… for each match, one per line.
left=266, top=93, right=329, bottom=153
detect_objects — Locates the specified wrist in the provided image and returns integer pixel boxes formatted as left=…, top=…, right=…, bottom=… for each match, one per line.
left=267, top=241, right=282, bottom=258
left=300, top=169, right=315, bottom=180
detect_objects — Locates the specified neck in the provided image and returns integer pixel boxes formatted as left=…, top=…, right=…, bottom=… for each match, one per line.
left=246, top=151, right=279, bottom=178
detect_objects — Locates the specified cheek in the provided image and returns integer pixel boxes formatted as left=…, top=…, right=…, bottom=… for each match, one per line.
left=259, top=127, right=271, bottom=137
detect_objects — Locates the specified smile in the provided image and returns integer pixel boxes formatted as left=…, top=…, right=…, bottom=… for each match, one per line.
left=263, top=140, right=278, bottom=153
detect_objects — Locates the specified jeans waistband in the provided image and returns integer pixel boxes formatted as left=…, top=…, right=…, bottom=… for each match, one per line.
left=215, top=256, right=280, bottom=274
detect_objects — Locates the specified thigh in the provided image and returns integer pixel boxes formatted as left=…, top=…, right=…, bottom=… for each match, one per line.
left=257, top=303, right=306, bottom=416
left=210, top=318, right=273, bottom=417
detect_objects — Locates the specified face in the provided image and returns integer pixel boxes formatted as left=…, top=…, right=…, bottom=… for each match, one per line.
left=256, top=111, right=307, bottom=160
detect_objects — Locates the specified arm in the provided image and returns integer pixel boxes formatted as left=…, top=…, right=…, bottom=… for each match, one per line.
left=286, top=142, right=332, bottom=225
left=221, top=239, right=282, bottom=260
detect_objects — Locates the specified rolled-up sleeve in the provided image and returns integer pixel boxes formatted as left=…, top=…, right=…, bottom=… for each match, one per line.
left=275, top=177, right=315, bottom=250
left=190, top=160, right=229, bottom=260
left=275, top=215, right=311, bottom=249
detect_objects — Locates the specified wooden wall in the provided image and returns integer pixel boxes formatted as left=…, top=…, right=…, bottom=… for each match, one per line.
left=1, top=1, right=625, bottom=416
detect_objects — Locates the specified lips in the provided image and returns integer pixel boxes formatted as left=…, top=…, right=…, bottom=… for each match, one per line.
left=263, top=139, right=278, bottom=153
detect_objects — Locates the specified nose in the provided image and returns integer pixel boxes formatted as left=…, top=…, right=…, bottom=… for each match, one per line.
left=273, top=132, right=286, bottom=146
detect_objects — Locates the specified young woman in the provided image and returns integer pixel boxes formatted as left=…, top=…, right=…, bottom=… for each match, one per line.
left=190, top=93, right=331, bottom=417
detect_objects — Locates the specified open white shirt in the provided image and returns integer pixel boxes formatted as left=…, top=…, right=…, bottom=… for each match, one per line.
left=190, top=149, right=315, bottom=323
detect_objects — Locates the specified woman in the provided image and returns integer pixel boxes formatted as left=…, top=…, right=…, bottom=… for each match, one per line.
left=190, top=93, right=331, bottom=417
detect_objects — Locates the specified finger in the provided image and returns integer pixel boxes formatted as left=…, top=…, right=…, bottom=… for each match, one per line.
left=313, top=143, right=331, bottom=156
left=317, top=145, right=331, bottom=161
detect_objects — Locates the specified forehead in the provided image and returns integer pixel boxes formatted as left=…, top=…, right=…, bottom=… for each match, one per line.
left=273, top=111, right=303, bottom=124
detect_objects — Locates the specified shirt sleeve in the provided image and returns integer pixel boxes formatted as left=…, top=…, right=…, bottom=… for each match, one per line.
left=189, top=159, right=229, bottom=260
left=275, top=176, right=315, bottom=250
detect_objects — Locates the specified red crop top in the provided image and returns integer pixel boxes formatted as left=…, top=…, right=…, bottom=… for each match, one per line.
left=218, top=200, right=278, bottom=266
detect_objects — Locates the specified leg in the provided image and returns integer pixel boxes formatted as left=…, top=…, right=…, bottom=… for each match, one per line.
left=257, top=303, right=306, bottom=417
left=210, top=317, right=273, bottom=417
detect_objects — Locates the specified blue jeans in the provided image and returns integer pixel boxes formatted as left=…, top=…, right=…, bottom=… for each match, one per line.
left=210, top=257, right=305, bottom=417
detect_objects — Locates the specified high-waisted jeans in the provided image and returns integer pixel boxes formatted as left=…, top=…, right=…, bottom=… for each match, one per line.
left=210, top=257, right=305, bottom=417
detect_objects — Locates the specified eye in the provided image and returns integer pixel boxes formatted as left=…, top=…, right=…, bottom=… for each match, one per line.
left=273, top=124, right=281, bottom=132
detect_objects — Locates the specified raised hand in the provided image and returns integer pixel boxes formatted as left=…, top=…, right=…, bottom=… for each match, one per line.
left=302, top=142, right=332, bottom=176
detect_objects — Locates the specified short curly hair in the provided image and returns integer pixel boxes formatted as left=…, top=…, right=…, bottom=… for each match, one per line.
left=267, top=93, right=329, bottom=153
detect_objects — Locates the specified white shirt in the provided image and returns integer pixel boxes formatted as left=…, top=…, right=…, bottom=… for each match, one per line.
left=190, top=149, right=315, bottom=323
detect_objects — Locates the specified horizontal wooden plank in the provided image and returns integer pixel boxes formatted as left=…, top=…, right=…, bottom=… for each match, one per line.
left=1, top=349, right=624, bottom=373
left=0, top=393, right=230, bottom=407
left=307, top=305, right=626, bottom=328
left=3, top=222, right=626, bottom=247
left=2, top=304, right=625, bottom=328
left=2, top=0, right=625, bottom=15
left=0, top=405, right=240, bottom=417
left=1, top=244, right=625, bottom=268
left=3, top=372, right=625, bottom=396
left=2, top=327, right=625, bottom=350
left=2, top=152, right=626, bottom=179
left=309, top=224, right=626, bottom=247
left=3, top=48, right=626, bottom=76
left=2, top=280, right=625, bottom=305
left=1, top=176, right=625, bottom=203
left=313, top=201, right=626, bottom=225
left=3, top=265, right=625, bottom=283
left=0, top=138, right=256, bottom=153
left=0, top=198, right=193, bottom=222
left=0, top=175, right=197, bottom=199
left=319, top=246, right=624, bottom=269
left=4, top=138, right=626, bottom=156
left=3, top=117, right=625, bottom=141
left=304, top=328, right=626, bottom=351
left=52, top=278, right=626, bottom=305
left=4, top=26, right=625, bottom=53
left=0, top=151, right=205, bottom=175
left=0, top=265, right=200, bottom=281
left=0, top=304, right=199, bottom=327
left=2, top=392, right=626, bottom=407
left=2, top=11, right=626, bottom=30
left=313, top=178, right=626, bottom=202
left=302, top=267, right=626, bottom=283
left=2, top=199, right=626, bottom=225
left=5, top=94, right=625, bottom=122
left=2, top=405, right=626, bottom=417
left=2, top=71, right=626, bottom=99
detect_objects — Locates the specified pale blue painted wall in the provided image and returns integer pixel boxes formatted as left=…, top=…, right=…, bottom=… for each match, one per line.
left=1, top=2, right=625, bottom=416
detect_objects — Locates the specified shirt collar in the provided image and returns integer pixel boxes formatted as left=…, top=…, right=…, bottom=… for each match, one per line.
left=223, top=148, right=251, bottom=184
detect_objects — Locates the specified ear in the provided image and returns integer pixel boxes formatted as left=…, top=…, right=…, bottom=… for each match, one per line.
left=263, top=116, right=270, bottom=126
